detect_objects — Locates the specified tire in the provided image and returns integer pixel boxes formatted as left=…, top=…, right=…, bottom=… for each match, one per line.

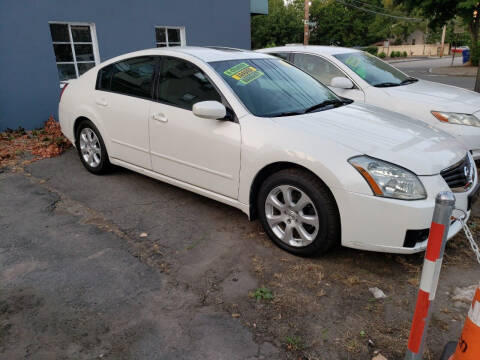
left=75, top=119, right=111, bottom=174
left=257, top=168, right=340, bottom=256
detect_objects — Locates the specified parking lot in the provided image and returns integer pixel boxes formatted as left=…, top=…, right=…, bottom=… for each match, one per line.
left=1, top=147, right=479, bottom=360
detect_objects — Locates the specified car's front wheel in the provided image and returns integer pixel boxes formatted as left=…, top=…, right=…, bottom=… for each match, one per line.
left=257, top=168, right=340, bottom=256
left=75, top=120, right=110, bottom=174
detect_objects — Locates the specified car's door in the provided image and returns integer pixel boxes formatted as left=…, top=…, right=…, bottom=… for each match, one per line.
left=95, top=56, right=156, bottom=169
left=291, top=53, right=365, bottom=102
left=148, top=56, right=241, bottom=198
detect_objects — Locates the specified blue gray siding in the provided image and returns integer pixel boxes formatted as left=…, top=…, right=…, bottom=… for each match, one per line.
left=0, top=0, right=251, bottom=130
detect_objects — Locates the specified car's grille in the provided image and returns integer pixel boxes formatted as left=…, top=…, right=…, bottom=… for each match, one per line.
left=440, top=155, right=474, bottom=191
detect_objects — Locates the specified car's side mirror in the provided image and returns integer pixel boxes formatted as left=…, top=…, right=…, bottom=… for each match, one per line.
left=330, top=77, right=354, bottom=89
left=193, top=101, right=227, bottom=120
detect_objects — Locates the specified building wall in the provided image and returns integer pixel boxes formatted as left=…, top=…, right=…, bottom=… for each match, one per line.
left=0, top=0, right=251, bottom=130
left=377, top=44, right=450, bottom=57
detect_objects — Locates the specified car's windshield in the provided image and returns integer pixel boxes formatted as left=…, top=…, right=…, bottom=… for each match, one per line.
left=334, top=52, right=414, bottom=87
left=209, top=58, right=344, bottom=117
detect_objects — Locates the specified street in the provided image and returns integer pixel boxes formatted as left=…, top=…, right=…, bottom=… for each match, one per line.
left=1, top=149, right=479, bottom=360
left=391, top=56, right=476, bottom=90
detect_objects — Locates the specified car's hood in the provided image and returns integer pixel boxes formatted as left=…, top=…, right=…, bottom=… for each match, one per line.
left=272, top=103, right=466, bottom=175
left=380, top=79, right=480, bottom=113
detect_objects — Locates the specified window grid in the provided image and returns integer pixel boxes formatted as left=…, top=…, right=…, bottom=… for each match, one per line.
left=155, top=26, right=185, bottom=47
left=49, top=22, right=100, bottom=84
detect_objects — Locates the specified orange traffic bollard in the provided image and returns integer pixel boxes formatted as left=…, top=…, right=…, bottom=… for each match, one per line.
left=448, top=284, right=480, bottom=360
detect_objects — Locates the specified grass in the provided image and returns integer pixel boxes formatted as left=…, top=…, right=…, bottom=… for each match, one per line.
left=253, top=286, right=274, bottom=300
left=285, top=335, right=303, bottom=351
left=184, top=237, right=204, bottom=250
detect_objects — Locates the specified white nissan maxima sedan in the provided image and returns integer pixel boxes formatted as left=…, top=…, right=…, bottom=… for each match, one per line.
left=258, top=46, right=480, bottom=159
left=59, top=47, right=478, bottom=256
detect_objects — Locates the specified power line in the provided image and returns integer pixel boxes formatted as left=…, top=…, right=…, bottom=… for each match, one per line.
left=333, top=0, right=423, bottom=22
left=348, top=0, right=390, bottom=12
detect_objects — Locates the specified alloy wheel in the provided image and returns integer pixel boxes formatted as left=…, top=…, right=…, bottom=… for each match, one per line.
left=264, top=185, right=320, bottom=247
left=79, top=127, right=101, bottom=168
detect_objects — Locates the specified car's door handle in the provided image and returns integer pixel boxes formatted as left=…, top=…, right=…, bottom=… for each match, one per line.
left=95, top=99, right=108, bottom=107
left=152, top=112, right=168, bottom=123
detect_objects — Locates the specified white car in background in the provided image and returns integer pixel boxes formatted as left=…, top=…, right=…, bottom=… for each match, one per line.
left=258, top=45, right=480, bottom=159
left=59, top=47, right=477, bottom=256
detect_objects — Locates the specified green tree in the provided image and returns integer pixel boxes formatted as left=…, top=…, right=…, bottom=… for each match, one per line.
left=367, top=0, right=425, bottom=44
left=397, top=0, right=480, bottom=64
left=251, top=0, right=303, bottom=49
left=309, top=0, right=379, bottom=46
left=308, top=0, right=421, bottom=47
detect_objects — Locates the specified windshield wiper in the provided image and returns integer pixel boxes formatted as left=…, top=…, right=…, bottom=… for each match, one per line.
left=304, top=99, right=347, bottom=113
left=400, top=77, right=418, bottom=85
left=374, top=82, right=402, bottom=88
left=374, top=77, right=418, bottom=87
left=268, top=111, right=305, bottom=117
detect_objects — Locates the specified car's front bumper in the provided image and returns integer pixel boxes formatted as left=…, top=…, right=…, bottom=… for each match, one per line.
left=333, top=172, right=478, bottom=254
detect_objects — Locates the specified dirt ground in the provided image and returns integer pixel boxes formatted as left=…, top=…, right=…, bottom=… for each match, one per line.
left=1, top=149, right=480, bottom=360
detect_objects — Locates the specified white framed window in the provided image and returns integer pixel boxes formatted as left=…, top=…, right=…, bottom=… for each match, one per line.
left=48, top=22, right=100, bottom=84
left=155, top=26, right=186, bottom=47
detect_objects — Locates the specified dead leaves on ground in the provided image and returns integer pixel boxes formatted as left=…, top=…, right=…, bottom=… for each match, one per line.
left=0, top=117, right=71, bottom=169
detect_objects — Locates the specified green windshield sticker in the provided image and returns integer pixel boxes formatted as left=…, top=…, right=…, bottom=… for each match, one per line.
left=224, top=63, right=250, bottom=76
left=345, top=56, right=360, bottom=68
left=224, top=62, right=264, bottom=85
left=344, top=56, right=366, bottom=79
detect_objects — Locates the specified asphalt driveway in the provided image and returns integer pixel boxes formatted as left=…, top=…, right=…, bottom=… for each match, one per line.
left=1, top=149, right=479, bottom=359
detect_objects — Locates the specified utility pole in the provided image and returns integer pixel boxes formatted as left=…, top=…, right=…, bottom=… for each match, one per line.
left=474, top=9, right=480, bottom=92
left=440, top=24, right=446, bottom=57
left=304, top=0, right=310, bottom=45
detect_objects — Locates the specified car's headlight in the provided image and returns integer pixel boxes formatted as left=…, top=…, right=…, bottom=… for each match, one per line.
left=432, top=111, right=480, bottom=127
left=349, top=156, right=427, bottom=200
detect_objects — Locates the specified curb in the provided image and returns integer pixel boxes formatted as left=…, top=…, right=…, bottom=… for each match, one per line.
left=387, top=58, right=428, bottom=64
left=429, top=66, right=478, bottom=77
left=387, top=57, right=441, bottom=64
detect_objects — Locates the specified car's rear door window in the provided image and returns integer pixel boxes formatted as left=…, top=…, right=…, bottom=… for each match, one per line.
left=156, top=57, right=221, bottom=110
left=270, top=52, right=291, bottom=61
left=98, top=56, right=156, bottom=99
left=96, top=64, right=115, bottom=91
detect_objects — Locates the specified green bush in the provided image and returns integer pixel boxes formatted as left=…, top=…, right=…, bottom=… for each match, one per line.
left=363, top=46, right=378, bottom=56
left=402, top=51, right=408, bottom=57
left=378, top=52, right=386, bottom=58
left=265, top=41, right=277, bottom=48
left=390, top=51, right=396, bottom=58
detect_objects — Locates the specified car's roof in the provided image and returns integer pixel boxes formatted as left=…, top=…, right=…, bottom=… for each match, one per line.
left=110, top=46, right=273, bottom=63
left=257, top=45, right=361, bottom=56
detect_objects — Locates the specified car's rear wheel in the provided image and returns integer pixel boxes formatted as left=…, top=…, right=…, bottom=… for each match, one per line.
left=257, top=168, right=340, bottom=256
left=75, top=120, right=110, bottom=174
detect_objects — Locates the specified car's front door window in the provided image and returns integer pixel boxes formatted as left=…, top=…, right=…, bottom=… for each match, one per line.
left=157, top=57, right=221, bottom=110
left=292, top=53, right=347, bottom=86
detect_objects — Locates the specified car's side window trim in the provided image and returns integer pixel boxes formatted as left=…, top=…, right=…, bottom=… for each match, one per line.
left=95, top=56, right=159, bottom=101
left=290, top=52, right=362, bottom=90
left=154, top=55, right=237, bottom=122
